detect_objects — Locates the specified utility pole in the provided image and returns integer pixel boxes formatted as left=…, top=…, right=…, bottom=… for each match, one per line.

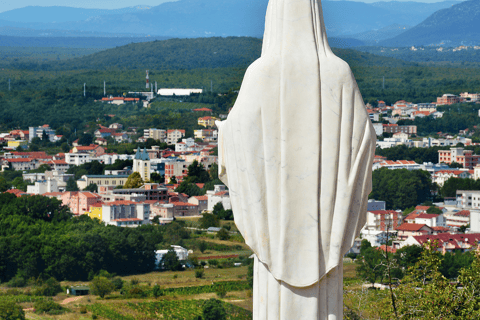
left=104, top=81, right=106, bottom=96
left=84, top=83, right=86, bottom=97
left=8, top=78, right=10, bottom=91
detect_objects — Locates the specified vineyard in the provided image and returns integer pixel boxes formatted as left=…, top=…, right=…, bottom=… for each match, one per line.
left=160, top=281, right=249, bottom=296
left=88, top=300, right=252, bottom=319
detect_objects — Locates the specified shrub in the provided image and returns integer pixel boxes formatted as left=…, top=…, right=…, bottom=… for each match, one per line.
left=130, top=278, right=139, bottom=286
left=97, top=270, right=114, bottom=279
left=34, top=278, right=62, bottom=297
left=195, top=270, right=204, bottom=279
left=111, top=277, right=124, bottom=290
left=0, top=298, right=25, bottom=320
left=209, top=259, right=218, bottom=266
left=198, top=240, right=208, bottom=253
left=6, top=275, right=26, bottom=288
left=215, top=285, right=227, bottom=298
left=203, top=299, right=227, bottom=320
left=79, top=305, right=87, bottom=314
left=34, top=299, right=64, bottom=315
left=217, top=228, right=230, bottom=241
left=152, top=284, right=163, bottom=298
left=128, top=286, right=146, bottom=298
left=90, top=276, right=115, bottom=298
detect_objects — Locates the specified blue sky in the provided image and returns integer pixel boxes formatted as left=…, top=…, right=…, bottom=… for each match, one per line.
left=0, top=0, right=457, bottom=14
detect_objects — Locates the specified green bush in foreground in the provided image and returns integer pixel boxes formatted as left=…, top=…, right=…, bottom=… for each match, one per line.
left=0, top=299, right=25, bottom=320
left=203, top=298, right=227, bottom=320
left=34, top=299, right=64, bottom=315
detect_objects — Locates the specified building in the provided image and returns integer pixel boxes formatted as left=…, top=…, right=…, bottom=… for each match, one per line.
left=432, top=170, right=472, bottom=187
left=60, top=191, right=102, bottom=215
left=26, top=178, right=58, bottom=195
left=144, top=128, right=167, bottom=142
left=166, top=129, right=185, bottom=145
left=401, top=233, right=480, bottom=253
left=396, top=223, right=433, bottom=241
left=456, top=190, right=480, bottom=209
left=70, top=145, right=105, bottom=157
left=194, top=129, right=218, bottom=141
left=198, top=116, right=220, bottom=128
left=157, top=88, right=203, bottom=96
left=29, top=125, right=56, bottom=142
left=133, top=148, right=151, bottom=181
left=65, top=153, right=91, bottom=166
left=437, top=94, right=460, bottom=105
left=77, top=174, right=129, bottom=190
left=155, top=245, right=189, bottom=268
left=189, top=195, right=209, bottom=213
left=207, top=185, right=231, bottom=211
left=372, top=123, right=384, bottom=136
left=383, top=124, right=417, bottom=135
left=444, top=210, right=470, bottom=229
left=373, top=160, right=419, bottom=170
left=108, top=184, right=168, bottom=202
left=438, top=147, right=480, bottom=169
left=364, top=210, right=403, bottom=231
left=164, top=160, right=190, bottom=183
left=7, top=140, right=28, bottom=149
left=2, top=158, right=39, bottom=171
left=102, top=200, right=151, bottom=227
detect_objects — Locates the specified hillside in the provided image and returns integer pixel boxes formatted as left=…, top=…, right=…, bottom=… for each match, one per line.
left=23, top=37, right=411, bottom=71
left=0, top=0, right=462, bottom=39
left=381, top=0, right=480, bottom=46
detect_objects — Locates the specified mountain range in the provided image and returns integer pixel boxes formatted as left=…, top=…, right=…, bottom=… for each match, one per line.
left=380, top=0, right=480, bottom=46
left=0, top=0, right=463, bottom=40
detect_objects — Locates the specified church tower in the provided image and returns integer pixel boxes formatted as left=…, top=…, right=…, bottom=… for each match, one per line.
left=133, top=147, right=151, bottom=182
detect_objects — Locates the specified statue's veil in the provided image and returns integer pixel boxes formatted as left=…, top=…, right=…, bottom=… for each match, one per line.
left=217, top=0, right=376, bottom=287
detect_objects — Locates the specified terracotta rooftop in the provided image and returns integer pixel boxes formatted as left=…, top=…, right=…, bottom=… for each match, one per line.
left=396, top=223, right=430, bottom=231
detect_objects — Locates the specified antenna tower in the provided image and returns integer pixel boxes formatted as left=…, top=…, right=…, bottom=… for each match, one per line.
left=146, top=70, right=150, bottom=89
left=84, top=83, right=86, bottom=97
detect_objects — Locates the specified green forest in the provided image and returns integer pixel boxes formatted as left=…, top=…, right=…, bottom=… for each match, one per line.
left=0, top=37, right=479, bottom=135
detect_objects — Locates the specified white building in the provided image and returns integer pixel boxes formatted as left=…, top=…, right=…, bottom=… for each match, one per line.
left=157, top=88, right=202, bottom=96
left=372, top=123, right=384, bottom=136
left=470, top=210, right=480, bottom=233
left=155, top=245, right=189, bottom=268
left=102, top=201, right=151, bottom=228
left=26, top=178, right=58, bottom=195
left=207, top=185, right=231, bottom=211
left=367, top=199, right=386, bottom=211
left=65, top=153, right=92, bottom=166
left=29, top=125, right=56, bottom=142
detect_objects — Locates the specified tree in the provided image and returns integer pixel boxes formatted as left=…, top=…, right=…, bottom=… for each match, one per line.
left=0, top=299, right=25, bottom=320
left=184, top=160, right=210, bottom=183
left=90, top=276, right=115, bottom=298
left=66, top=177, right=79, bottom=191
left=169, top=176, right=177, bottom=184
left=175, top=181, right=204, bottom=197
left=150, top=172, right=164, bottom=183
left=426, top=206, right=443, bottom=215
left=161, top=249, right=183, bottom=271
left=199, top=213, right=220, bottom=229
left=202, top=299, right=227, bottom=320
left=355, top=240, right=386, bottom=286
left=217, top=228, right=230, bottom=241
left=83, top=183, right=98, bottom=192
left=77, top=133, right=93, bottom=146
left=124, top=172, right=144, bottom=189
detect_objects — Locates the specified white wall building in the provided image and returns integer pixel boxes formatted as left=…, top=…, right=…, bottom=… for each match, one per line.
left=207, top=185, right=231, bottom=211
left=27, top=178, right=58, bottom=195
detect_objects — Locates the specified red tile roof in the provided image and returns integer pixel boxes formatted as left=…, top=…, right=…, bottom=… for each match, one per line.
left=455, top=210, right=470, bottom=217
left=112, top=218, right=142, bottom=221
left=413, top=233, right=480, bottom=248
left=396, top=223, right=430, bottom=231
left=368, top=210, right=400, bottom=215
left=193, top=108, right=213, bottom=112
left=376, top=245, right=397, bottom=253
left=192, top=196, right=208, bottom=201
left=416, top=214, right=439, bottom=219
left=104, top=200, right=136, bottom=206
left=415, top=206, right=431, bottom=211
left=171, top=202, right=197, bottom=207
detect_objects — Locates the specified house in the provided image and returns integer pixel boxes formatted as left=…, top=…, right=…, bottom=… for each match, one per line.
left=401, top=233, right=480, bottom=253
left=7, top=140, right=28, bottom=149
left=108, top=183, right=168, bottom=202
left=166, top=129, right=185, bottom=145
left=432, top=170, right=472, bottom=186
left=438, top=147, right=480, bottom=169
left=207, top=185, right=231, bottom=211
left=101, top=200, right=151, bottom=227
left=3, top=158, right=39, bottom=171
left=198, top=116, right=220, bottom=128
left=151, top=201, right=199, bottom=220
left=396, top=223, right=433, bottom=241
left=364, top=210, right=403, bottom=231
left=382, top=124, right=417, bottom=135
left=188, top=195, right=209, bottom=213
left=144, top=128, right=166, bottom=142
left=5, top=188, right=27, bottom=197
left=47, top=160, right=70, bottom=173
left=194, top=129, right=218, bottom=141
left=155, top=245, right=189, bottom=268
left=71, top=144, right=105, bottom=157
left=109, top=123, right=123, bottom=130
left=193, top=107, right=212, bottom=113
left=157, top=88, right=202, bottom=96
left=60, top=191, right=102, bottom=215
left=444, top=210, right=470, bottom=229
left=76, top=174, right=129, bottom=190
left=164, top=160, right=190, bottom=183
left=68, top=286, right=90, bottom=296
left=94, top=128, right=114, bottom=139
left=373, top=160, right=419, bottom=170
left=26, top=178, right=58, bottom=195
left=29, top=125, right=56, bottom=142
left=437, top=94, right=460, bottom=105
left=456, top=190, right=480, bottom=209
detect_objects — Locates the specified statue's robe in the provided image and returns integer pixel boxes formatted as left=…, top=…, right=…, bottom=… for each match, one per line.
left=216, top=0, right=376, bottom=318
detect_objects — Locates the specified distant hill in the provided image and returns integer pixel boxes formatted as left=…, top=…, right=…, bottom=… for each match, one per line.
left=0, top=0, right=463, bottom=39
left=381, top=0, right=480, bottom=46
left=0, top=5, right=150, bottom=23
left=341, top=24, right=412, bottom=45
left=33, top=37, right=411, bottom=71
left=0, top=34, right=170, bottom=48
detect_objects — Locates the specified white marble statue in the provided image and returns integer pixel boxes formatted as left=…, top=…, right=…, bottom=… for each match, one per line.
left=216, top=0, right=376, bottom=318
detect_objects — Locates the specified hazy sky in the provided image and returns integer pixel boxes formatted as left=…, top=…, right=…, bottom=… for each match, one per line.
left=0, top=0, right=458, bottom=13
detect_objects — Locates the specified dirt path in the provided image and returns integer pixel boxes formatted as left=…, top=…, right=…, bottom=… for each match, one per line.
left=60, top=295, right=84, bottom=304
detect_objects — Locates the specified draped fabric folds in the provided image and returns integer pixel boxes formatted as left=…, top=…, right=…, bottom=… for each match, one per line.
left=216, top=0, right=376, bottom=290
